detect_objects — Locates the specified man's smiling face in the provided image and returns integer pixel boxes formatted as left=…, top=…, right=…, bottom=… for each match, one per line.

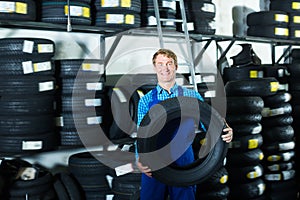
left=153, top=54, right=177, bottom=84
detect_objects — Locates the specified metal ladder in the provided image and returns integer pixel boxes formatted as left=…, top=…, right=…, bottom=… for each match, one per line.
left=153, top=0, right=198, bottom=91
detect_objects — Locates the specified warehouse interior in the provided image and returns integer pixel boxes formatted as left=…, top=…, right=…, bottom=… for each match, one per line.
left=0, top=0, right=299, bottom=199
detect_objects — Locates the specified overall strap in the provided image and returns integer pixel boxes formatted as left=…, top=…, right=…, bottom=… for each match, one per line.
left=149, top=85, right=183, bottom=109
left=148, top=87, right=159, bottom=109
left=178, top=85, right=183, bottom=96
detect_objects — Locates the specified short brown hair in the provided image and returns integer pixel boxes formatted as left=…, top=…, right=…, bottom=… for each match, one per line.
left=152, top=48, right=178, bottom=66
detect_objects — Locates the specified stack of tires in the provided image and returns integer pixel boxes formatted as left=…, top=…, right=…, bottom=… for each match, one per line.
left=260, top=90, right=298, bottom=199
left=225, top=78, right=271, bottom=200
left=246, top=10, right=289, bottom=39
left=68, top=151, right=114, bottom=199
left=94, top=0, right=141, bottom=32
left=107, top=86, right=142, bottom=141
left=177, top=0, right=216, bottom=34
left=223, top=47, right=277, bottom=199
left=287, top=49, right=300, bottom=189
left=55, top=59, right=109, bottom=147
left=0, top=158, right=57, bottom=199
left=0, top=0, right=36, bottom=21
left=41, top=0, right=92, bottom=26
left=260, top=62, right=298, bottom=199
left=0, top=37, right=57, bottom=154
left=195, top=166, right=229, bottom=199
left=269, top=0, right=300, bottom=40
left=141, top=0, right=177, bottom=29
left=53, top=171, right=85, bottom=200
left=110, top=169, right=141, bottom=199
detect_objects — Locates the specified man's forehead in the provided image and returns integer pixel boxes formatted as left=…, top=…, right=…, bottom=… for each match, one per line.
left=156, top=54, right=173, bottom=61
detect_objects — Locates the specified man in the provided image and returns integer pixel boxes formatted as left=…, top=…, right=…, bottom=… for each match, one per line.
left=136, top=48, right=233, bottom=200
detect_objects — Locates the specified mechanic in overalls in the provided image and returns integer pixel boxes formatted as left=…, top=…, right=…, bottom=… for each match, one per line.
left=136, top=48, right=233, bottom=200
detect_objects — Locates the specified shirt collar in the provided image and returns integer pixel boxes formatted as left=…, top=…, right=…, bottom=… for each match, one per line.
left=156, top=83, right=178, bottom=94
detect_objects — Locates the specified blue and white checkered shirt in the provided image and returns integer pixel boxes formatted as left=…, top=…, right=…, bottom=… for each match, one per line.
left=137, top=83, right=204, bottom=126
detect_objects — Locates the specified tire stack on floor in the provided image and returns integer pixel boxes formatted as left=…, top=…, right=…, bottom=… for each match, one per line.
left=0, top=158, right=58, bottom=199
left=225, top=78, right=270, bottom=200
left=68, top=151, right=113, bottom=199
left=191, top=127, right=223, bottom=199
left=40, top=0, right=92, bottom=26
left=94, top=0, right=141, bottom=32
left=223, top=44, right=276, bottom=199
left=0, top=0, right=37, bottom=21
left=53, top=171, right=85, bottom=200
left=260, top=89, right=298, bottom=199
left=0, top=37, right=58, bottom=155
left=177, top=0, right=216, bottom=34
left=260, top=63, right=298, bottom=199
left=68, top=150, right=137, bottom=199
left=141, top=0, right=177, bottom=29
left=110, top=167, right=141, bottom=200
left=287, top=49, right=300, bottom=191
left=195, top=166, right=229, bottom=199
left=55, top=59, right=110, bottom=147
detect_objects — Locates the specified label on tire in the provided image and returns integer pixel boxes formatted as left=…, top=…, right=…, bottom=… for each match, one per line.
left=22, top=141, right=43, bottom=150
left=16, top=2, right=27, bottom=14
left=202, top=3, right=215, bottom=13
left=86, top=82, right=103, bottom=91
left=87, top=116, right=102, bottom=124
left=85, top=98, right=102, bottom=106
left=23, top=40, right=34, bottom=53
left=274, top=27, right=289, bottom=36
left=39, top=81, right=54, bottom=92
left=0, top=2, right=15, bottom=13
left=0, top=2, right=27, bottom=14
left=22, top=61, right=34, bottom=74
left=33, top=61, right=52, bottom=72
left=275, top=14, right=289, bottom=23
left=106, top=14, right=124, bottom=24
left=22, top=61, right=52, bottom=75
left=270, top=81, right=279, bottom=92
left=162, top=0, right=176, bottom=10
left=292, top=2, right=300, bottom=10
left=249, top=70, right=264, bottom=78
left=101, top=0, right=119, bottom=7
left=248, top=139, right=259, bottom=149
left=38, top=44, right=54, bottom=53
left=115, top=163, right=134, bottom=176
left=257, top=183, right=265, bottom=195
left=293, top=16, right=300, bottom=23
left=64, top=5, right=90, bottom=18
left=125, top=14, right=134, bottom=24
left=82, top=63, right=104, bottom=74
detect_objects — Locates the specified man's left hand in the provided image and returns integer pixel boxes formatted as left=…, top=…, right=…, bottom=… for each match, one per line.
left=222, top=126, right=233, bottom=143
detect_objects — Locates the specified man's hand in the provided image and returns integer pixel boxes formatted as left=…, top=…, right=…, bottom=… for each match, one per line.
left=136, top=158, right=152, bottom=177
left=222, top=119, right=233, bottom=143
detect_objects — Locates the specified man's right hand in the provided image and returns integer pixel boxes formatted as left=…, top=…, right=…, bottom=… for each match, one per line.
left=136, top=158, right=152, bottom=177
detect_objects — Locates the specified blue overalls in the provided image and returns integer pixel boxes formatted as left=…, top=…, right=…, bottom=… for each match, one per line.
left=140, top=86, right=196, bottom=200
